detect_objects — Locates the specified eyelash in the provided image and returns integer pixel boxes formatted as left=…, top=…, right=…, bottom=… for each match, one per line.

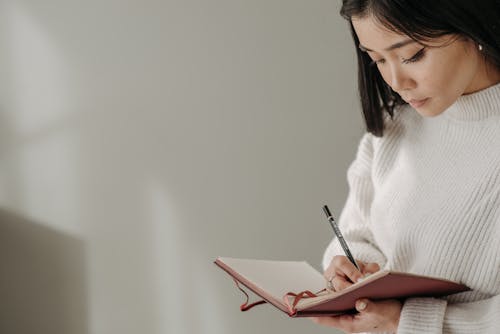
left=370, top=47, right=426, bottom=66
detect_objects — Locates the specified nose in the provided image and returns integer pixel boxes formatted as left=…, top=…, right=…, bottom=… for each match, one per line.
left=387, top=66, right=414, bottom=93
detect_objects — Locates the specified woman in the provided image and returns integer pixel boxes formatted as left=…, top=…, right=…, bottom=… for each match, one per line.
left=312, top=0, right=500, bottom=333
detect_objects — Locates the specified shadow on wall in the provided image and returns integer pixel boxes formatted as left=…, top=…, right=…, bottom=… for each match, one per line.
left=0, top=208, right=88, bottom=334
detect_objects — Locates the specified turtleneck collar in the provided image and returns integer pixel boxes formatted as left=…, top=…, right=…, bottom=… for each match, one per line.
left=442, top=82, right=500, bottom=121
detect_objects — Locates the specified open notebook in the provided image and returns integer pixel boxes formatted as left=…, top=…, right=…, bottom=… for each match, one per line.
left=214, top=257, right=470, bottom=317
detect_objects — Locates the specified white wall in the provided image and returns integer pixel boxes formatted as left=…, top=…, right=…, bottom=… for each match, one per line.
left=0, top=1, right=363, bottom=333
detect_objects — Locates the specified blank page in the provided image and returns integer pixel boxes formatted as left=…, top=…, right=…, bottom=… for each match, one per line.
left=218, top=257, right=325, bottom=300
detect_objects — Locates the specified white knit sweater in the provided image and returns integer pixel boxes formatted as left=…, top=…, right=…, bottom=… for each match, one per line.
left=322, top=83, right=500, bottom=334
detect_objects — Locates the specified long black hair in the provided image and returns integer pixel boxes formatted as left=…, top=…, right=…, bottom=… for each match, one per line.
left=340, top=0, right=500, bottom=136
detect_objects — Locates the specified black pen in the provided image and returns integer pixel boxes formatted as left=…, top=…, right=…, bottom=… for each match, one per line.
left=322, top=205, right=360, bottom=271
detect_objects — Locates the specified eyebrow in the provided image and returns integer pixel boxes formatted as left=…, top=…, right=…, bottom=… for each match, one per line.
left=359, top=39, right=416, bottom=52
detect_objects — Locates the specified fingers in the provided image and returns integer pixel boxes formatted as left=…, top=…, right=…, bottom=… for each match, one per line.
left=325, top=274, right=335, bottom=291
left=310, top=314, right=355, bottom=331
left=324, top=256, right=363, bottom=292
left=332, top=255, right=364, bottom=284
left=323, top=264, right=337, bottom=291
left=331, top=275, right=356, bottom=291
left=311, top=299, right=403, bottom=333
left=362, top=262, right=380, bottom=275
left=356, top=261, right=380, bottom=275
left=324, top=273, right=345, bottom=292
left=325, top=257, right=382, bottom=292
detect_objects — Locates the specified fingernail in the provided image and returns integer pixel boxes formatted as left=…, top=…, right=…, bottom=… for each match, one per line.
left=357, top=301, right=367, bottom=311
left=356, top=277, right=365, bottom=283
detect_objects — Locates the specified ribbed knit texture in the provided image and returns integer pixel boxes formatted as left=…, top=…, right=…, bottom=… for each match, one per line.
left=322, top=83, right=500, bottom=334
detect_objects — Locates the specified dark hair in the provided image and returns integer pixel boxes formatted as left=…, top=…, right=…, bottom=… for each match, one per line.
left=341, top=0, right=500, bottom=136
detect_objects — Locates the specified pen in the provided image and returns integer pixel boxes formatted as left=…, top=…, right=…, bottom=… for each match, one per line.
left=322, top=205, right=360, bottom=271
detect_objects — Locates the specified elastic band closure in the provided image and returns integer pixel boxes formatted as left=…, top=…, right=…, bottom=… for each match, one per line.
left=232, top=278, right=324, bottom=314
left=283, top=290, right=322, bottom=315
left=233, top=279, right=267, bottom=311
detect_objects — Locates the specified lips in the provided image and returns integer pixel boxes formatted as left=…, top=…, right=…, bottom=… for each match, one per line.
left=407, top=98, right=429, bottom=108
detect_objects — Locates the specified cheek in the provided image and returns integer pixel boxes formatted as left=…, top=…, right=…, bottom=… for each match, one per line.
left=415, top=60, right=467, bottom=116
left=414, top=56, right=462, bottom=98
left=422, top=48, right=477, bottom=95
left=377, top=66, right=393, bottom=87
left=376, top=61, right=441, bottom=91
left=419, top=70, right=447, bottom=93
left=415, top=55, right=451, bottom=90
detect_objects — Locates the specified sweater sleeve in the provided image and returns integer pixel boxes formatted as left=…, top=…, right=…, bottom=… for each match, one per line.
left=398, top=183, right=500, bottom=333
left=398, top=294, right=500, bottom=334
left=322, top=133, right=387, bottom=271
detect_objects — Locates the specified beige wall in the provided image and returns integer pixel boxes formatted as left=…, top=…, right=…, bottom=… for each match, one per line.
left=0, top=1, right=363, bottom=333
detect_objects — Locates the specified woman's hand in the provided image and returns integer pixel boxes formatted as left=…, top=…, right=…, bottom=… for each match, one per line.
left=323, top=255, right=380, bottom=292
left=311, top=298, right=402, bottom=333
left=314, top=255, right=402, bottom=333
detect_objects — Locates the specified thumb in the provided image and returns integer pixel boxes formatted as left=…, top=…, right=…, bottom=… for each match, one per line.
left=362, top=262, right=380, bottom=275
left=355, top=298, right=371, bottom=313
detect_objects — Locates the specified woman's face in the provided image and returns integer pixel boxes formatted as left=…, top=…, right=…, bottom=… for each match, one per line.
left=352, top=15, right=499, bottom=117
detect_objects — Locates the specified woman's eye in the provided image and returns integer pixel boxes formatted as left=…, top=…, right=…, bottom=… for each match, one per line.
left=370, top=58, right=385, bottom=66
left=402, top=47, right=426, bottom=64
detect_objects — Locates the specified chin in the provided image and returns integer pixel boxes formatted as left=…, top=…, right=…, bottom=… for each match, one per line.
left=415, top=108, right=444, bottom=117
